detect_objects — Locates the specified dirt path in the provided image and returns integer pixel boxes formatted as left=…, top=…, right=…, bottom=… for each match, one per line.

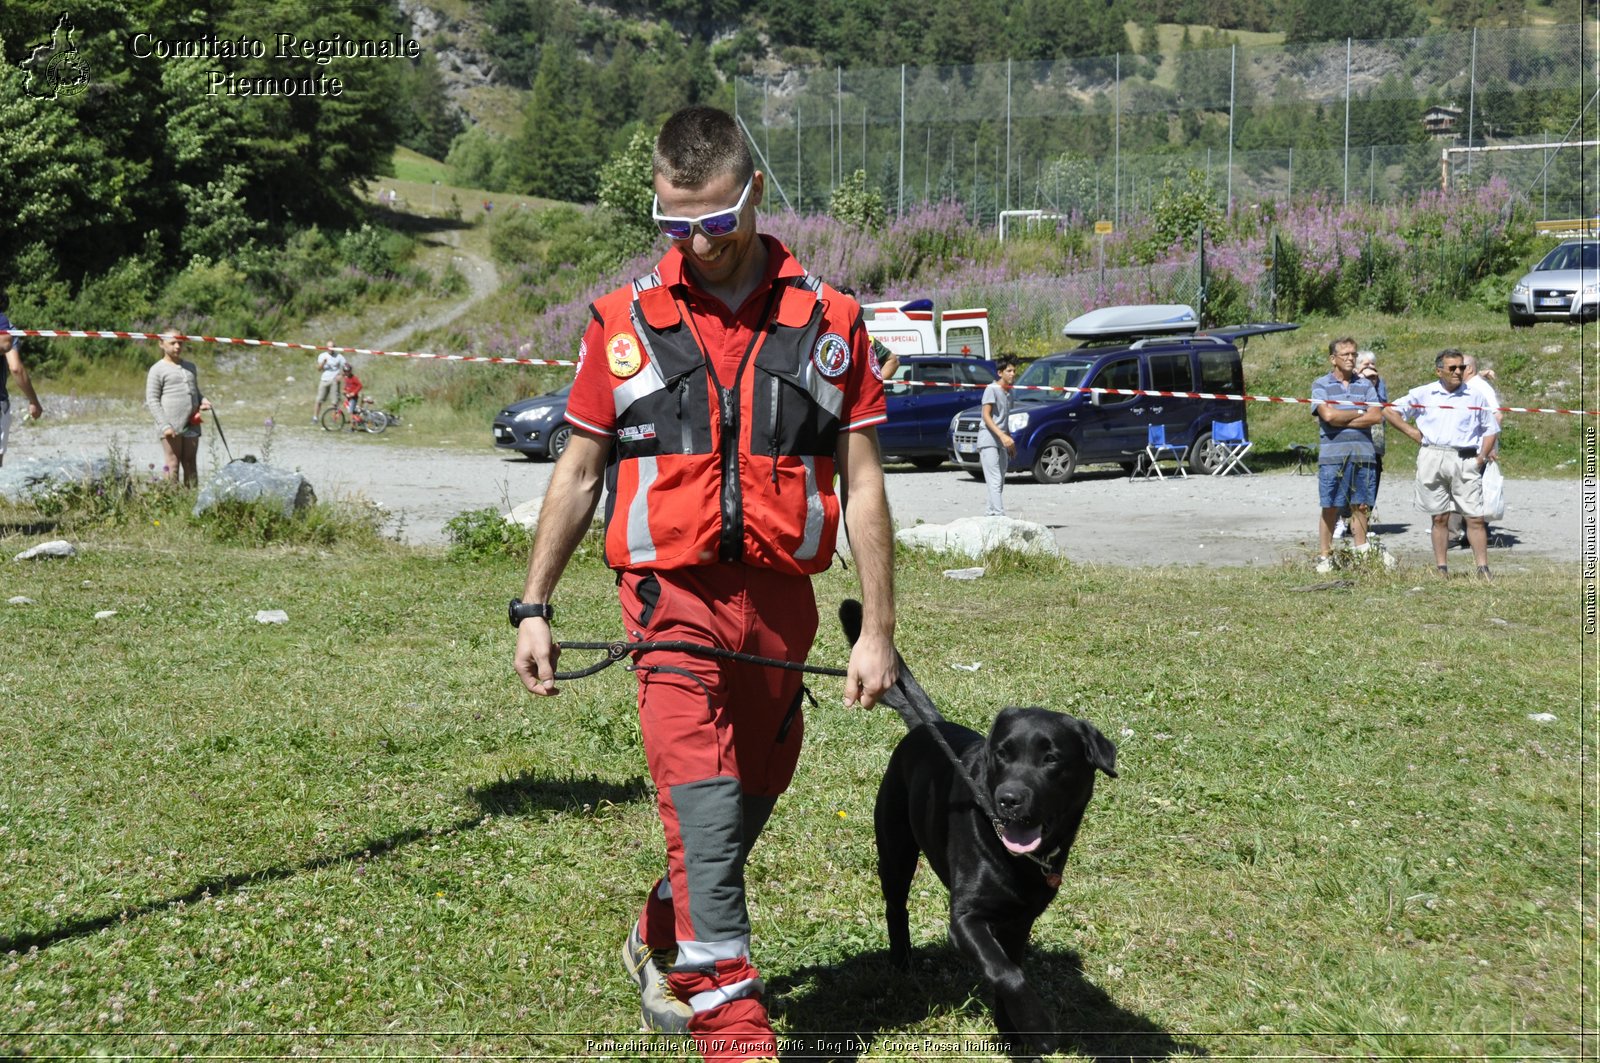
left=6, top=419, right=1583, bottom=570
left=368, top=236, right=499, bottom=352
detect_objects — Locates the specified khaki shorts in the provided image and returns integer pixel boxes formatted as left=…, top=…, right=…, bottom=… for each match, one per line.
left=316, top=377, right=340, bottom=404
left=1414, top=446, right=1487, bottom=517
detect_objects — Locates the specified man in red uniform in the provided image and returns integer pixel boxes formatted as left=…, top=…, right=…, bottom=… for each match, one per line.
left=511, top=106, right=897, bottom=1062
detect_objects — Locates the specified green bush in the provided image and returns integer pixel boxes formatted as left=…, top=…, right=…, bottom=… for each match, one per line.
left=159, top=260, right=254, bottom=325
left=193, top=498, right=389, bottom=548
left=338, top=224, right=412, bottom=277
left=829, top=169, right=887, bottom=231
left=444, top=506, right=533, bottom=561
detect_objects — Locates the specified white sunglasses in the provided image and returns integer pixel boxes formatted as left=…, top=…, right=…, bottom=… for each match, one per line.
left=651, top=175, right=753, bottom=241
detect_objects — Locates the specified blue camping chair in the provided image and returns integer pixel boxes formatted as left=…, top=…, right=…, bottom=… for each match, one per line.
left=1139, top=424, right=1188, bottom=479
left=1209, top=420, right=1253, bottom=475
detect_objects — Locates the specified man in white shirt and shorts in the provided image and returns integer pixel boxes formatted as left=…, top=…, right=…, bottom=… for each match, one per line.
left=314, top=343, right=348, bottom=424
left=1384, top=348, right=1499, bottom=579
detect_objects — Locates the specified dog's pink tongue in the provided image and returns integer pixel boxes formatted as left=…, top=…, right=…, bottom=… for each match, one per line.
left=1001, top=824, right=1043, bottom=854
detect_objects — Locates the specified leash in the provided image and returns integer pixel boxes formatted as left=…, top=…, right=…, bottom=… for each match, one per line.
left=554, top=628, right=1064, bottom=885
left=208, top=408, right=235, bottom=462
left=553, top=639, right=847, bottom=681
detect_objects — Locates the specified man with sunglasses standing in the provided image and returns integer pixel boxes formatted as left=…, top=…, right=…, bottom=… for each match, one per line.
left=1384, top=349, right=1500, bottom=578
left=511, top=106, right=897, bottom=1062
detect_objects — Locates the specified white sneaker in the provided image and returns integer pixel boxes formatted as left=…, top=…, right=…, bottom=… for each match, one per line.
left=621, top=922, right=691, bottom=1033
left=1315, top=555, right=1335, bottom=574
left=1332, top=517, right=1348, bottom=539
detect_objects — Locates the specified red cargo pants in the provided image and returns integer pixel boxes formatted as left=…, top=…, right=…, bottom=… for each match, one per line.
left=619, top=564, right=818, bottom=1057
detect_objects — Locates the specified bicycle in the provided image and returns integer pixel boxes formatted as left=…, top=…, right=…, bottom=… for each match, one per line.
left=320, top=398, right=390, bottom=434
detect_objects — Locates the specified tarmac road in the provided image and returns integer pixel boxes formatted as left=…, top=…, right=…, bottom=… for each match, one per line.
left=10, top=415, right=1585, bottom=570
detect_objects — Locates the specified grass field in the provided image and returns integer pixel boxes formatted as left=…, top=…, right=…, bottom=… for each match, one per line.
left=0, top=500, right=1588, bottom=1059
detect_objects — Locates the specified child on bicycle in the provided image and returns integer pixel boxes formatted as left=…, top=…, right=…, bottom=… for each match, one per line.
left=341, top=364, right=364, bottom=415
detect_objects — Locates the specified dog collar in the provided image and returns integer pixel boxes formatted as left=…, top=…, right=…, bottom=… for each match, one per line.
left=1025, top=847, right=1065, bottom=889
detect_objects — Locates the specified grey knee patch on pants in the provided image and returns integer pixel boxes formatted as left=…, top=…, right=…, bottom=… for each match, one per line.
left=670, top=775, right=751, bottom=943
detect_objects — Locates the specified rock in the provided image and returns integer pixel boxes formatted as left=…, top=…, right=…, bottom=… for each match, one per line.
left=8, top=596, right=34, bottom=605
left=1527, top=712, right=1558, bottom=723
left=943, top=566, right=986, bottom=580
left=0, top=456, right=126, bottom=505
left=94, top=610, right=117, bottom=620
left=194, top=462, right=317, bottom=521
left=255, top=609, right=289, bottom=624
left=13, top=539, right=76, bottom=561
left=504, top=497, right=543, bottom=531
left=895, top=516, right=1062, bottom=559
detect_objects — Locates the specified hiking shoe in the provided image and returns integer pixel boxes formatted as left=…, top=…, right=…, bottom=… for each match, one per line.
left=1315, top=555, right=1334, bottom=575
left=622, top=922, right=691, bottom=1034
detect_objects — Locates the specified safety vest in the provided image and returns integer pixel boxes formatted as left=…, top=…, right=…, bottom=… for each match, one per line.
left=590, top=270, right=853, bottom=575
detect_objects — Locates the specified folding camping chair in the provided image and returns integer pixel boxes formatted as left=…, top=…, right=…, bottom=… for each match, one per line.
left=1209, top=419, right=1253, bottom=475
left=1139, top=424, right=1188, bottom=479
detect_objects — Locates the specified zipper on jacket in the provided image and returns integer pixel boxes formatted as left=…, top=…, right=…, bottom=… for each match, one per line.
left=715, top=285, right=783, bottom=564
left=768, top=381, right=781, bottom=484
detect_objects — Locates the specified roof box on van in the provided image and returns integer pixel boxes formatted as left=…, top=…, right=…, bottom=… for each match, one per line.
left=1062, top=304, right=1200, bottom=340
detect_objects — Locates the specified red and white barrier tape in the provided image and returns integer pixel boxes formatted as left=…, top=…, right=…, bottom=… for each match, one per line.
left=3, top=328, right=570, bottom=368
left=6, top=328, right=1594, bottom=417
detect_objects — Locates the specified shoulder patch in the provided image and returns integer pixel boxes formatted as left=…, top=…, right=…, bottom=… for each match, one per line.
left=812, top=332, right=850, bottom=379
left=606, top=333, right=643, bottom=378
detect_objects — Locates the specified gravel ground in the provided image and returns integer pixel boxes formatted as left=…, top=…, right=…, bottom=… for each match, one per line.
left=7, top=414, right=1584, bottom=569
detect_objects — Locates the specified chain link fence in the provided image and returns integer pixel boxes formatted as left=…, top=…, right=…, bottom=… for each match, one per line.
left=735, top=22, right=1598, bottom=227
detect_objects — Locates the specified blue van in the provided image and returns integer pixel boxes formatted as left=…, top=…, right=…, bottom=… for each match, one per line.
left=880, top=354, right=997, bottom=469
left=948, top=305, right=1296, bottom=483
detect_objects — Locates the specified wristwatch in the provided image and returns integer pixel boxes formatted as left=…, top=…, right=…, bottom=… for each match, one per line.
left=508, top=599, right=554, bottom=627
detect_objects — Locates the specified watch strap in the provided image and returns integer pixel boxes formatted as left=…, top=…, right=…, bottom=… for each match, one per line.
left=509, top=598, right=555, bottom=626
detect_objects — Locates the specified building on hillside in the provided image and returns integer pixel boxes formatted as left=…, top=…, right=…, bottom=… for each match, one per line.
left=1423, top=105, right=1464, bottom=137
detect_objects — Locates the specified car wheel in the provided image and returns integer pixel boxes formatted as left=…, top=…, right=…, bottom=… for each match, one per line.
left=1189, top=431, right=1222, bottom=474
left=1509, top=312, right=1535, bottom=328
left=910, top=455, right=945, bottom=470
left=547, top=424, right=573, bottom=461
left=1031, top=439, right=1078, bottom=484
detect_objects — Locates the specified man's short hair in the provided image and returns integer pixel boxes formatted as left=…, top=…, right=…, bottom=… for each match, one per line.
left=996, top=355, right=1020, bottom=370
left=653, top=106, right=754, bottom=189
left=1436, top=348, right=1465, bottom=367
left=1328, top=337, right=1357, bottom=357
left=1355, top=350, right=1377, bottom=368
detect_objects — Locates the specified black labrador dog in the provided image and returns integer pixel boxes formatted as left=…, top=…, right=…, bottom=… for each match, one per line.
left=840, top=601, right=1117, bottom=1056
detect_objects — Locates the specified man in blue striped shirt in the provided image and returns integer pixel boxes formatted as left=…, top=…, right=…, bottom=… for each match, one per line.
left=1312, top=337, right=1389, bottom=573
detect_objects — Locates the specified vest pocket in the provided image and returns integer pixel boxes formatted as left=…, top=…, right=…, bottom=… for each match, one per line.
left=754, top=366, right=838, bottom=458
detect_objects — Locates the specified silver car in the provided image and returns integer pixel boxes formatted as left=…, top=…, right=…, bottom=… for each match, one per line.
left=1509, top=239, right=1600, bottom=326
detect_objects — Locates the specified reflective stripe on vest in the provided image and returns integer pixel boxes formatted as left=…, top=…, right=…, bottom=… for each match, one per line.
left=624, top=455, right=659, bottom=564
